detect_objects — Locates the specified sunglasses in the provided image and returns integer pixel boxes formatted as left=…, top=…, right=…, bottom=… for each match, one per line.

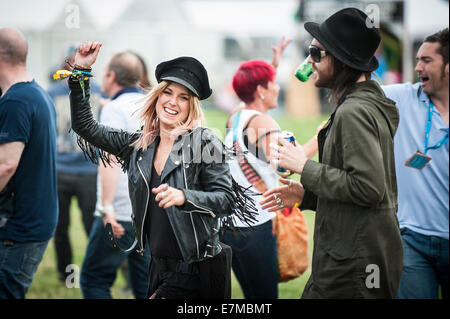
left=309, top=45, right=327, bottom=63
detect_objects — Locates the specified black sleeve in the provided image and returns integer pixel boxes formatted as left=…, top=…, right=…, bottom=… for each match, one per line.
left=299, top=189, right=317, bottom=211
left=69, top=78, right=139, bottom=170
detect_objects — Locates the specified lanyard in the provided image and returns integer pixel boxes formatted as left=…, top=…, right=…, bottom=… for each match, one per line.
left=424, top=101, right=449, bottom=154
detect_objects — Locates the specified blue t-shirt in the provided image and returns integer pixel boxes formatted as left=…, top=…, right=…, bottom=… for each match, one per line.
left=383, top=82, right=449, bottom=240
left=47, top=80, right=102, bottom=174
left=0, top=80, right=58, bottom=242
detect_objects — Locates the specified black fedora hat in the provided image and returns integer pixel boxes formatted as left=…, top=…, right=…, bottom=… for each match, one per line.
left=155, top=56, right=212, bottom=100
left=304, top=7, right=381, bottom=72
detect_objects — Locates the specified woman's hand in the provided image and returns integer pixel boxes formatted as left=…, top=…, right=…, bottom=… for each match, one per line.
left=73, top=41, right=102, bottom=69
left=152, top=184, right=186, bottom=209
left=270, top=137, right=308, bottom=174
left=260, top=178, right=305, bottom=212
left=271, top=36, right=293, bottom=69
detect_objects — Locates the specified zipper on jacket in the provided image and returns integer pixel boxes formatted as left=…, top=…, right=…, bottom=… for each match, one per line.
left=185, top=200, right=216, bottom=218
left=181, top=150, right=216, bottom=218
left=137, top=159, right=150, bottom=256
left=190, top=213, right=200, bottom=259
left=182, top=149, right=200, bottom=259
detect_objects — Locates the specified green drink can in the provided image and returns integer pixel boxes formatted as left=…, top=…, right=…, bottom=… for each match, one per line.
left=295, top=58, right=314, bottom=82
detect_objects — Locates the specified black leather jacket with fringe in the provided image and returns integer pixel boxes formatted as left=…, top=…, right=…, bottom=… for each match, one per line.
left=68, top=78, right=256, bottom=263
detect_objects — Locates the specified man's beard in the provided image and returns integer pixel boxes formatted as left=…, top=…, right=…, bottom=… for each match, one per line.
left=314, top=72, right=334, bottom=89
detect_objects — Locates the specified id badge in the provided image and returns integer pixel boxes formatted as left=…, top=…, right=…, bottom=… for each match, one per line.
left=405, top=151, right=432, bottom=169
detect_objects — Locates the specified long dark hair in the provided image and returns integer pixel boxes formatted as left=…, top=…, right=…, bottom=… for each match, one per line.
left=329, top=55, right=371, bottom=105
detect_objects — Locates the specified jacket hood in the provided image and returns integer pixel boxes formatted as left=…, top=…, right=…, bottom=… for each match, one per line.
left=346, top=80, right=399, bottom=138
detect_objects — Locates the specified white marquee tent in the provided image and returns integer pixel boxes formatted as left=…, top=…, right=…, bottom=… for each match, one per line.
left=0, top=0, right=448, bottom=90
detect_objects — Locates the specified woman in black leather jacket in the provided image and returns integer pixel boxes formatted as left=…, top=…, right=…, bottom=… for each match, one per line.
left=68, top=42, right=256, bottom=299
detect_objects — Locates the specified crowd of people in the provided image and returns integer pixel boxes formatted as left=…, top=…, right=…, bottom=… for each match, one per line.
left=0, top=7, right=448, bottom=300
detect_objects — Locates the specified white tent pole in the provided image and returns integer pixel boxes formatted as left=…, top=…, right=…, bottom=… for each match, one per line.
left=402, top=0, right=413, bottom=83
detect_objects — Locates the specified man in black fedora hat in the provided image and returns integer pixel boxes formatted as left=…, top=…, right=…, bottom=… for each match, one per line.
left=263, top=8, right=403, bottom=298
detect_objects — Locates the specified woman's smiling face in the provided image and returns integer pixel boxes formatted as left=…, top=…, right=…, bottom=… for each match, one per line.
left=155, top=81, right=191, bottom=131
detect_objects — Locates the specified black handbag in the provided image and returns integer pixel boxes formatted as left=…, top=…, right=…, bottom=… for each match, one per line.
left=198, top=242, right=232, bottom=299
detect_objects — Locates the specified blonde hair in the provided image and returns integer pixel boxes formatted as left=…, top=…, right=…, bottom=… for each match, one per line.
left=135, top=80, right=205, bottom=151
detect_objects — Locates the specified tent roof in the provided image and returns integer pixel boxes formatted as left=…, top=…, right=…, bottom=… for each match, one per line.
left=0, top=0, right=448, bottom=37
left=0, top=0, right=133, bottom=31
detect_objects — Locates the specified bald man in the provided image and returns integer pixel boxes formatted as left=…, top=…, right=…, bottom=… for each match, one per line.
left=0, top=28, right=58, bottom=298
left=100, top=52, right=144, bottom=97
left=79, top=52, right=151, bottom=299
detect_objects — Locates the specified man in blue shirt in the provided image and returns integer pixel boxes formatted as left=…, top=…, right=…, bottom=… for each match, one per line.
left=0, top=28, right=58, bottom=298
left=383, top=28, right=449, bottom=299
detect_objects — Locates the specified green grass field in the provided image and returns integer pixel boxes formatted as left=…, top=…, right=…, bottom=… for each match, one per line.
left=26, top=108, right=328, bottom=299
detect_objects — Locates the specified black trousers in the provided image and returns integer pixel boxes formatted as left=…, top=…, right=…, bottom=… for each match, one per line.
left=147, top=243, right=232, bottom=299
left=147, top=256, right=200, bottom=299
left=54, top=172, right=97, bottom=280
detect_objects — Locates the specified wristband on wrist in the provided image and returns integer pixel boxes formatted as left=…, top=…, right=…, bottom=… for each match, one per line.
left=65, top=57, right=74, bottom=71
left=73, top=69, right=92, bottom=76
left=52, top=65, right=92, bottom=99
left=64, top=59, right=92, bottom=72
left=98, top=204, right=114, bottom=217
left=73, top=64, right=92, bottom=72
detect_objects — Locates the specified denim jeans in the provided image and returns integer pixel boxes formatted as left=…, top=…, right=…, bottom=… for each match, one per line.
left=80, top=217, right=150, bottom=299
left=0, top=240, right=49, bottom=298
left=54, top=172, right=96, bottom=281
left=398, top=227, right=449, bottom=299
left=222, top=219, right=278, bottom=299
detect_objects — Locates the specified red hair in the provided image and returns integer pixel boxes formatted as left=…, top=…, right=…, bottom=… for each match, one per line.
left=232, top=60, right=276, bottom=104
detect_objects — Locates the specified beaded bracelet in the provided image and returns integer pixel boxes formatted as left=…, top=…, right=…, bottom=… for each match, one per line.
left=52, top=69, right=93, bottom=98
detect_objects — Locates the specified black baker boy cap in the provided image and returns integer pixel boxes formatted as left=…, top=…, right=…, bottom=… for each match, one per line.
left=304, top=7, right=381, bottom=72
left=155, top=56, right=212, bottom=100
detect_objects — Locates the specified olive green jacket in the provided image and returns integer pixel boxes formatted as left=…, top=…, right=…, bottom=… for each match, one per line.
left=301, top=80, right=403, bottom=299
